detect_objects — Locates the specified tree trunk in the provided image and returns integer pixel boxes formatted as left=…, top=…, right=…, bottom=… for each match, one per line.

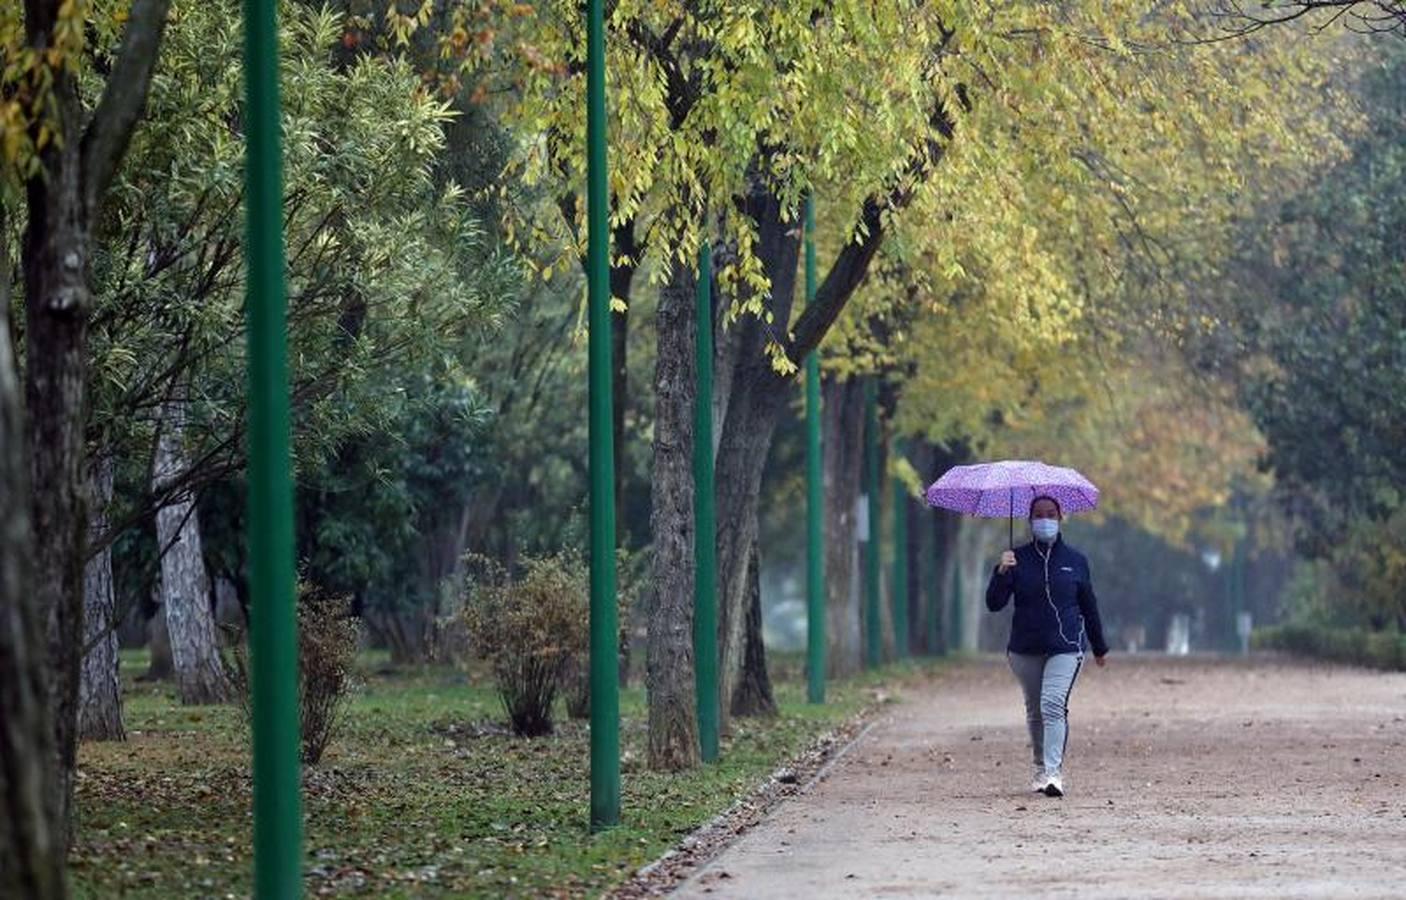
left=610, top=221, right=639, bottom=688
left=143, top=604, right=174, bottom=681
left=911, top=440, right=947, bottom=656
left=117, top=599, right=147, bottom=649
left=1, top=218, right=67, bottom=899
left=714, top=188, right=800, bottom=730
left=24, top=93, right=92, bottom=856
left=712, top=129, right=930, bottom=719
left=213, top=577, right=246, bottom=647
left=366, top=609, right=435, bottom=666
left=924, top=442, right=965, bottom=654
left=22, top=0, right=173, bottom=854
left=876, top=493, right=895, bottom=663
left=611, top=218, right=638, bottom=549
left=78, top=456, right=125, bottom=741
left=730, top=537, right=776, bottom=718
left=961, top=520, right=1002, bottom=652
left=905, top=489, right=924, bottom=657
left=646, top=263, right=700, bottom=771
left=933, top=508, right=957, bottom=655
left=822, top=375, right=865, bottom=675
left=154, top=403, right=228, bottom=705
left=710, top=241, right=740, bottom=442
left=898, top=439, right=927, bottom=658
left=412, top=488, right=472, bottom=664
left=714, top=372, right=785, bottom=728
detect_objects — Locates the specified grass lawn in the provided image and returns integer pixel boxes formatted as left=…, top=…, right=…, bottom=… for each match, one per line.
left=71, top=650, right=939, bottom=898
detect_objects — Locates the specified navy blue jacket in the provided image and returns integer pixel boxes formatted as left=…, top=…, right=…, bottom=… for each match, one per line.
left=985, top=537, right=1109, bottom=657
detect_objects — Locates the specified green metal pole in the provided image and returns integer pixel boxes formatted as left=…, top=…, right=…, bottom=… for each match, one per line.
left=891, top=447, right=909, bottom=660
left=694, top=241, right=719, bottom=761
left=242, top=0, right=302, bottom=895
left=864, top=379, right=881, bottom=669
left=804, top=197, right=825, bottom=704
left=586, top=0, right=620, bottom=830
left=950, top=561, right=964, bottom=654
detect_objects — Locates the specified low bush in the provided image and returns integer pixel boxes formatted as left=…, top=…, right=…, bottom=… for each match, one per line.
left=230, top=583, right=361, bottom=764
left=1252, top=623, right=1406, bottom=671
left=561, top=550, right=646, bottom=720
left=462, top=553, right=588, bottom=736
left=562, top=655, right=591, bottom=721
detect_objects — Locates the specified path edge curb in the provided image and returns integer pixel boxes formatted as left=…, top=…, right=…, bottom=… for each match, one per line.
left=609, top=703, right=888, bottom=898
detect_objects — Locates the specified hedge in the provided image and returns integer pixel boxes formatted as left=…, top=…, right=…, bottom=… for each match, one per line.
left=1251, top=623, right=1406, bottom=671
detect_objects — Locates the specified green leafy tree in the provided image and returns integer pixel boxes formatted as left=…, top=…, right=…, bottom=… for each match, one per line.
left=1228, top=49, right=1406, bottom=626
left=298, top=378, right=494, bottom=662
left=82, top=0, right=517, bottom=686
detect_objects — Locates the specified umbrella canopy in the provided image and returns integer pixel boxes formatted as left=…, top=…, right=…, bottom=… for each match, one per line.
left=925, top=460, right=1099, bottom=545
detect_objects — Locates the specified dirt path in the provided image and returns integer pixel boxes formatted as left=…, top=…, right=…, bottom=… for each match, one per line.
left=674, top=657, right=1406, bottom=899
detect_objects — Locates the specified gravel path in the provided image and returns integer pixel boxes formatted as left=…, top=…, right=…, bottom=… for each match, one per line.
left=674, top=657, right=1406, bottom=899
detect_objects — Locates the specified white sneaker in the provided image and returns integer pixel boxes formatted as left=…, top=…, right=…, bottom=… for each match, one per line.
left=1042, top=773, right=1064, bottom=798
left=1030, top=768, right=1048, bottom=793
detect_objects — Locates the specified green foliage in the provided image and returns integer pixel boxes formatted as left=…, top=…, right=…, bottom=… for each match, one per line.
left=1323, top=506, right=1406, bottom=628
left=88, top=0, right=517, bottom=508
left=1253, top=623, right=1406, bottom=671
left=1276, top=558, right=1352, bottom=626
left=297, top=379, right=493, bottom=638
left=1227, top=48, right=1406, bottom=622
left=58, top=0, right=522, bottom=645
left=467, top=279, right=605, bottom=554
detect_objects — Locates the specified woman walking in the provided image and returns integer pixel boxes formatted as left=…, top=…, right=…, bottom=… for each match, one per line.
left=986, top=494, right=1108, bottom=798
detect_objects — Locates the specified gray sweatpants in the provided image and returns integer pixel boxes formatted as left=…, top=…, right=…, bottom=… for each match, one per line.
left=1007, top=651, right=1083, bottom=776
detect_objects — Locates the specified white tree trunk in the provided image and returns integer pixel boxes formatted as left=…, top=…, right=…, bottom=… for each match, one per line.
left=154, top=403, right=228, bottom=704
left=78, top=455, right=124, bottom=740
left=822, top=376, right=864, bottom=676
left=961, top=520, right=1004, bottom=652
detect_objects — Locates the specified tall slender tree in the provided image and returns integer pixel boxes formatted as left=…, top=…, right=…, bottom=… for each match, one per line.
left=4, top=0, right=173, bottom=847
left=0, top=208, right=64, bottom=899
left=78, top=455, right=124, bottom=740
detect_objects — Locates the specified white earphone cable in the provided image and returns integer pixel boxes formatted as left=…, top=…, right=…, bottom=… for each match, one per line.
left=1036, top=540, right=1084, bottom=653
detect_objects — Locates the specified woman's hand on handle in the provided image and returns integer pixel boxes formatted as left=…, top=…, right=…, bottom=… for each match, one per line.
left=998, top=550, right=1016, bottom=573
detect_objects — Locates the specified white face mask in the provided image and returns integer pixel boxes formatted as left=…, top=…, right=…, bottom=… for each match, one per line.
left=1031, top=518, right=1060, bottom=543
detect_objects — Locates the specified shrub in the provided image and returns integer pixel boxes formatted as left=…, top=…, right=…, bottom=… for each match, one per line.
left=462, top=553, right=588, bottom=737
left=562, top=655, right=591, bottom=721
left=561, top=549, right=644, bottom=721
left=295, top=589, right=362, bottom=763
left=1253, top=623, right=1406, bottom=671
left=231, top=583, right=361, bottom=764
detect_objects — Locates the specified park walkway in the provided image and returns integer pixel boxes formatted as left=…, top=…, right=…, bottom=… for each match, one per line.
left=674, top=657, right=1406, bottom=899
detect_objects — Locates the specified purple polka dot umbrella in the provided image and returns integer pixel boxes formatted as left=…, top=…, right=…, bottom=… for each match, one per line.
left=924, top=459, right=1099, bottom=548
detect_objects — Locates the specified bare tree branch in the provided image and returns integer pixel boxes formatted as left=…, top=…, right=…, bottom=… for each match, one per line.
left=1212, top=1, right=1406, bottom=38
